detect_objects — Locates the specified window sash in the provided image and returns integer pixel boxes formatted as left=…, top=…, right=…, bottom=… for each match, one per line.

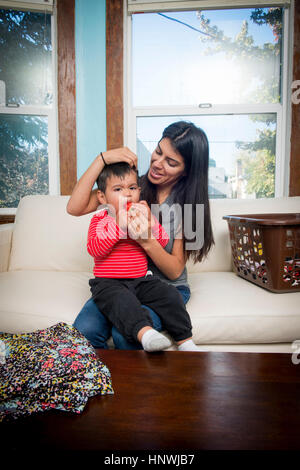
left=129, top=104, right=284, bottom=196
left=125, top=5, right=291, bottom=198
left=0, top=9, right=58, bottom=213
left=127, top=0, right=290, bottom=14
left=0, top=0, right=53, bottom=13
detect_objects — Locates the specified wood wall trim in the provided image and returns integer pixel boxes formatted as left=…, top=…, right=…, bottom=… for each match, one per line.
left=290, top=0, right=300, bottom=196
left=0, top=215, right=15, bottom=225
left=57, top=0, right=77, bottom=195
left=106, top=0, right=124, bottom=150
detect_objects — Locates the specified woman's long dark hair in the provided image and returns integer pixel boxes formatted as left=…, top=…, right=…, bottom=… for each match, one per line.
left=140, top=121, right=214, bottom=263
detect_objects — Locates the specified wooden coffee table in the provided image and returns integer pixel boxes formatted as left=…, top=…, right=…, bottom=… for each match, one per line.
left=2, top=350, right=300, bottom=451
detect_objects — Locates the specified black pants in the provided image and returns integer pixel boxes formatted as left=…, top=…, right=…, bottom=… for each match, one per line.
left=89, top=276, right=192, bottom=344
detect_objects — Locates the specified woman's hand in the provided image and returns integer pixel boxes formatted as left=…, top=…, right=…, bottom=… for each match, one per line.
left=127, top=202, right=152, bottom=243
left=67, top=147, right=137, bottom=217
left=116, top=206, right=129, bottom=232
left=131, top=201, right=155, bottom=227
left=102, top=147, right=137, bottom=168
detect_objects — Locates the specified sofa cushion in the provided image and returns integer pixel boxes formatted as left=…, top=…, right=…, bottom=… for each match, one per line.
left=9, top=196, right=94, bottom=272
left=1, top=270, right=300, bottom=345
left=0, top=271, right=91, bottom=333
left=0, top=224, right=13, bottom=272
left=188, top=272, right=300, bottom=344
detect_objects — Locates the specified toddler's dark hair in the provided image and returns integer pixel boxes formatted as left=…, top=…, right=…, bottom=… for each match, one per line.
left=97, top=162, right=139, bottom=192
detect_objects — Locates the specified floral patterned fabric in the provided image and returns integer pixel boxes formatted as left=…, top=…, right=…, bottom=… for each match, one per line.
left=0, top=322, right=113, bottom=422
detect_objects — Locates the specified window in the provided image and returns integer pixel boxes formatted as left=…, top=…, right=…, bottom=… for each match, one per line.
left=0, top=1, right=57, bottom=210
left=126, top=1, right=291, bottom=199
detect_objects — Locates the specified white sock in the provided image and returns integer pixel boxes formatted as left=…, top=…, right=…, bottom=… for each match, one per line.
left=178, top=339, right=208, bottom=352
left=141, top=329, right=172, bottom=352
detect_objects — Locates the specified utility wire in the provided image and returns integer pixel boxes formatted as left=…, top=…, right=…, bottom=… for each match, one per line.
left=157, top=12, right=216, bottom=38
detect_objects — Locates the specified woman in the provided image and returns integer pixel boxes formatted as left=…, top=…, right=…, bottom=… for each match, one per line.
left=68, top=121, right=214, bottom=350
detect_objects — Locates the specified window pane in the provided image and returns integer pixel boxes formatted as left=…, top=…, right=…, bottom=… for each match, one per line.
left=0, top=114, right=49, bottom=208
left=136, top=114, right=276, bottom=199
left=0, top=9, right=52, bottom=105
left=132, top=8, right=282, bottom=106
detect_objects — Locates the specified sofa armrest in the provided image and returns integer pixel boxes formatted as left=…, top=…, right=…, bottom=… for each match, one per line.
left=0, top=223, right=14, bottom=272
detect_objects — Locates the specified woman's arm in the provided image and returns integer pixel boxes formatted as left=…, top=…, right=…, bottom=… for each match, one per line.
left=67, top=154, right=104, bottom=216
left=67, top=148, right=137, bottom=216
left=141, top=237, right=186, bottom=281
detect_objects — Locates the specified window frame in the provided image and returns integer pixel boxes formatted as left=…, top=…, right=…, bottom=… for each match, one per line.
left=125, top=1, right=293, bottom=198
left=0, top=4, right=59, bottom=215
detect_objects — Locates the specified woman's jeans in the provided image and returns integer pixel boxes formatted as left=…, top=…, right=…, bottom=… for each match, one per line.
left=73, top=285, right=191, bottom=350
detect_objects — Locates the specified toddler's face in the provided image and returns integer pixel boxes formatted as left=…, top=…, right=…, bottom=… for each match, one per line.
left=97, top=172, right=140, bottom=214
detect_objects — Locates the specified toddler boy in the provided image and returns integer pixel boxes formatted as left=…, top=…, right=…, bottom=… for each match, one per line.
left=87, top=162, right=195, bottom=352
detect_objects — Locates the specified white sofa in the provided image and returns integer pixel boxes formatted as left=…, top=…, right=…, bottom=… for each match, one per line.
left=0, top=195, right=300, bottom=353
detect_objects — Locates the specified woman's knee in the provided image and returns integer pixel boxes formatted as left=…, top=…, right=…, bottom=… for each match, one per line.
left=165, top=285, right=184, bottom=305
left=143, top=306, right=162, bottom=331
left=73, top=298, right=111, bottom=348
left=176, top=285, right=191, bottom=304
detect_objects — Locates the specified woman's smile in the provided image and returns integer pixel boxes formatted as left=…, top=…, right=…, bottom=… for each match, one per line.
left=149, top=167, right=163, bottom=179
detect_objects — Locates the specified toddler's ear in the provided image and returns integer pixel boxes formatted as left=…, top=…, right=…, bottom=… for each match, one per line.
left=97, top=190, right=106, bottom=205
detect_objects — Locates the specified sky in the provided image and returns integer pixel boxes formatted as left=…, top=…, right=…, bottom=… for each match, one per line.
left=132, top=8, right=280, bottom=106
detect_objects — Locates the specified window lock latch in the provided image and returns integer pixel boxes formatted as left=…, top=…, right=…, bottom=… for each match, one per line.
left=198, top=103, right=212, bottom=108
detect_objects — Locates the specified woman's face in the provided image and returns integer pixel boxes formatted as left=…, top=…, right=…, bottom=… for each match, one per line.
left=147, top=138, right=186, bottom=189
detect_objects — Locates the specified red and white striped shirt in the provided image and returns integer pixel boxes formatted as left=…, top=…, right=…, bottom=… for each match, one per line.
left=87, top=209, right=169, bottom=278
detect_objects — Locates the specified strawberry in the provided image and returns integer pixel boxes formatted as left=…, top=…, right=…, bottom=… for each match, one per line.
left=126, top=201, right=132, bottom=211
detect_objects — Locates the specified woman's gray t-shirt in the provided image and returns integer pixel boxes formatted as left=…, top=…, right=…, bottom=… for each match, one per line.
left=147, top=192, right=189, bottom=288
